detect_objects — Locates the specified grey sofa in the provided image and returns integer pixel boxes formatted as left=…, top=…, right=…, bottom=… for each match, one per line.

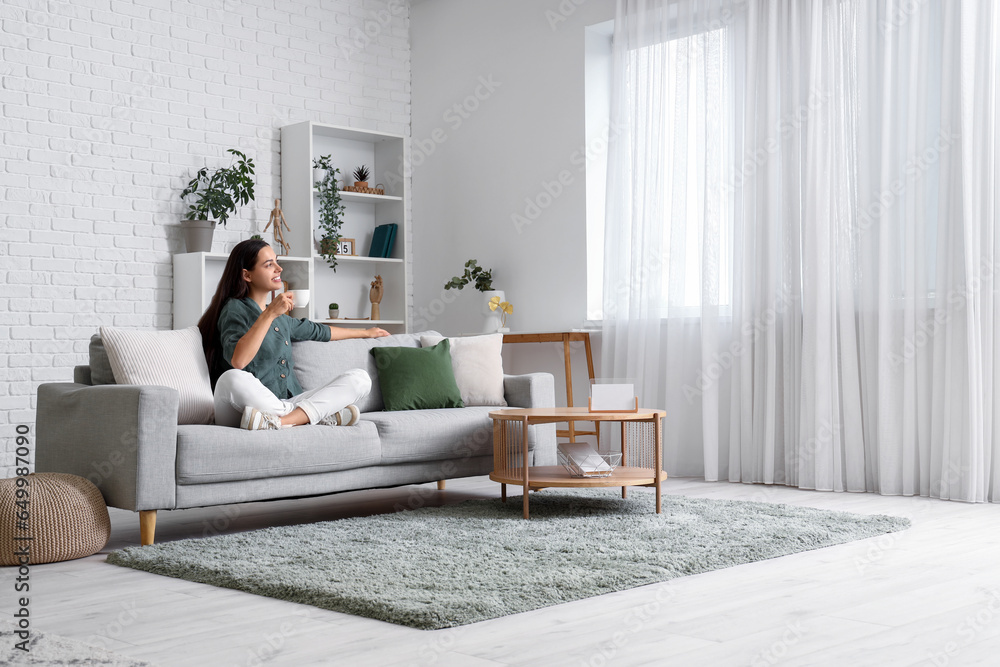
left=35, top=331, right=556, bottom=545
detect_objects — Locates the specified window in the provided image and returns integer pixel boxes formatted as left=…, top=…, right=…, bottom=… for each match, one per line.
left=586, top=22, right=734, bottom=320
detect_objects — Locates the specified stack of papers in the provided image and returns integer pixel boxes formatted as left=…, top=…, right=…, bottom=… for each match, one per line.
left=557, top=443, right=614, bottom=475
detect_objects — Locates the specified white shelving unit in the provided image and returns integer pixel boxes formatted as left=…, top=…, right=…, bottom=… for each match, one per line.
left=172, top=122, right=408, bottom=333
left=281, top=121, right=408, bottom=332
left=172, top=253, right=311, bottom=330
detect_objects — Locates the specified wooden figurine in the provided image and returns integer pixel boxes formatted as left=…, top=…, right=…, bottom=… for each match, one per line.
left=370, top=275, right=383, bottom=320
left=263, top=199, right=292, bottom=255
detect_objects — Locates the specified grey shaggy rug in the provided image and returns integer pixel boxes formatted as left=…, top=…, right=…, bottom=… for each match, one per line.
left=0, top=620, right=155, bottom=666
left=107, top=489, right=910, bottom=630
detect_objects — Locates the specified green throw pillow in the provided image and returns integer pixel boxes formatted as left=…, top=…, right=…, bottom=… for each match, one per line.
left=370, top=339, right=465, bottom=411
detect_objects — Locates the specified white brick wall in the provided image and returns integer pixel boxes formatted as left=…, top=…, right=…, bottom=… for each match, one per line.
left=0, top=0, right=412, bottom=477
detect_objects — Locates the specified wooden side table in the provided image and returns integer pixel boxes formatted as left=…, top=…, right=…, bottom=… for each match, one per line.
left=489, top=407, right=667, bottom=519
left=502, top=331, right=598, bottom=443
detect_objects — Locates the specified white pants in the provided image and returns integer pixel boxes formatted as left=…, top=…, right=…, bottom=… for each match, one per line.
left=213, top=368, right=372, bottom=427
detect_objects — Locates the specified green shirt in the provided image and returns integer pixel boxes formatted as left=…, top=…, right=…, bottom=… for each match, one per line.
left=217, top=297, right=331, bottom=398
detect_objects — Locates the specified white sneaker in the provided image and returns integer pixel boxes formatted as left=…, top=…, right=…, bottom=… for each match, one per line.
left=319, top=404, right=360, bottom=427
left=240, top=406, right=281, bottom=430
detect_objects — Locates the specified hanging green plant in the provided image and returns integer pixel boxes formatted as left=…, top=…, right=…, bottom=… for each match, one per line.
left=314, top=155, right=346, bottom=271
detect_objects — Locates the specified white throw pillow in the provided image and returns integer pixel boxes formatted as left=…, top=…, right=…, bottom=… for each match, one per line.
left=99, top=326, right=215, bottom=425
left=420, top=334, right=507, bottom=407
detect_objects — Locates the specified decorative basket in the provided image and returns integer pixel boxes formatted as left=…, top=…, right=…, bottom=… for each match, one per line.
left=341, top=183, right=386, bottom=195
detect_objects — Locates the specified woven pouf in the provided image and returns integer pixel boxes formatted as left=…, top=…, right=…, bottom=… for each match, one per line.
left=0, top=473, right=111, bottom=565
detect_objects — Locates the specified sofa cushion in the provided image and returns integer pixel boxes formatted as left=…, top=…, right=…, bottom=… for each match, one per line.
left=89, top=335, right=116, bottom=385
left=100, top=326, right=215, bottom=425
left=420, top=334, right=507, bottom=407
left=363, top=407, right=502, bottom=464
left=370, top=339, right=465, bottom=411
left=175, top=422, right=381, bottom=485
left=293, top=331, right=440, bottom=413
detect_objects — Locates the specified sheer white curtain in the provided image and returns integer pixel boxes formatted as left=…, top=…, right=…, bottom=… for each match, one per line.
left=601, top=0, right=1000, bottom=501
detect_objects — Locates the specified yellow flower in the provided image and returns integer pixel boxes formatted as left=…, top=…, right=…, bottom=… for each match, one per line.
left=489, top=296, right=513, bottom=327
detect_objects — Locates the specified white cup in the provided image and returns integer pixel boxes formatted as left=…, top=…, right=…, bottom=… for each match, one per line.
left=286, top=290, right=310, bottom=308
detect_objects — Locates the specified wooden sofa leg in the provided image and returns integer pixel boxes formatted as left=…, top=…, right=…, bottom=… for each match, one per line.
left=140, top=510, right=157, bottom=546
left=437, top=480, right=446, bottom=490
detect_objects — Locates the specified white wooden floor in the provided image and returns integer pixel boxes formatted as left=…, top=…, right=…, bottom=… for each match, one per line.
left=3, top=476, right=1000, bottom=666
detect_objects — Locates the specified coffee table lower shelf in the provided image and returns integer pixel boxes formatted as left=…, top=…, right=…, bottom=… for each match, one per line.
left=489, top=466, right=669, bottom=518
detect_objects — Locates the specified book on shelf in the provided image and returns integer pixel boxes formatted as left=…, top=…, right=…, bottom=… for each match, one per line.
left=368, top=224, right=390, bottom=258
left=368, top=223, right=398, bottom=258
left=383, top=223, right=397, bottom=258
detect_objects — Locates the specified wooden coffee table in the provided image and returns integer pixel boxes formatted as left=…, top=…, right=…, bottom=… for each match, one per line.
left=488, top=407, right=667, bottom=519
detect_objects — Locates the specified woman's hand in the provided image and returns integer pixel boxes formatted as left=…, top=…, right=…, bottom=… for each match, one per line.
left=231, top=293, right=294, bottom=370
left=264, top=291, right=295, bottom=319
left=328, top=325, right=391, bottom=341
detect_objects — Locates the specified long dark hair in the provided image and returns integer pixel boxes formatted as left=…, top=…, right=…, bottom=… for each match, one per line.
left=198, top=239, right=269, bottom=385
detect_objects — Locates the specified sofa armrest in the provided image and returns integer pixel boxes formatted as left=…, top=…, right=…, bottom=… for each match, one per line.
left=503, top=372, right=555, bottom=409
left=35, top=383, right=179, bottom=512
left=503, top=373, right=557, bottom=465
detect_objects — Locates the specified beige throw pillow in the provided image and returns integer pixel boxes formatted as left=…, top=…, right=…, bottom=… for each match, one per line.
left=99, top=326, right=215, bottom=425
left=419, top=334, right=507, bottom=407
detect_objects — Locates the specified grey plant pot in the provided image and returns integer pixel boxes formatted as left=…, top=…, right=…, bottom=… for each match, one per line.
left=181, top=219, right=216, bottom=253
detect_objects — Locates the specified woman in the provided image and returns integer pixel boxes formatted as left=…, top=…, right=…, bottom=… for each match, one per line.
left=198, top=239, right=389, bottom=430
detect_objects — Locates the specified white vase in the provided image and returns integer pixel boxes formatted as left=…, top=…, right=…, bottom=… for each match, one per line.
left=482, top=290, right=504, bottom=333
left=313, top=167, right=327, bottom=185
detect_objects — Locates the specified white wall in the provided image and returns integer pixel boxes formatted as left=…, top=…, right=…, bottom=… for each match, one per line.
left=410, top=0, right=615, bottom=409
left=0, top=0, right=411, bottom=476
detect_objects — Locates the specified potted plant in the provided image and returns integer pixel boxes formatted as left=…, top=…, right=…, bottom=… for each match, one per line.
left=314, top=155, right=346, bottom=271
left=328, top=302, right=339, bottom=319
left=444, top=260, right=504, bottom=333
left=180, top=149, right=255, bottom=253
left=352, top=165, right=370, bottom=189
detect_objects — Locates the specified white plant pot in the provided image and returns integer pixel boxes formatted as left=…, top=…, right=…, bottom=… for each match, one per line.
left=181, top=219, right=216, bottom=253
left=482, top=290, right=505, bottom=333
left=313, top=167, right=327, bottom=185
left=329, top=309, right=339, bottom=319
